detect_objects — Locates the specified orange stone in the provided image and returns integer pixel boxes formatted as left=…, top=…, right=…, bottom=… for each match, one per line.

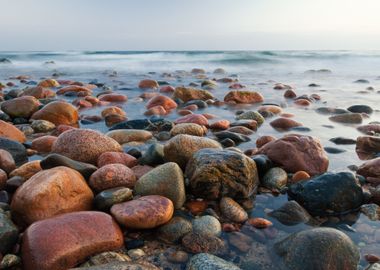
left=185, top=200, right=208, bottom=215
left=256, top=135, right=276, bottom=148
left=9, top=160, right=42, bottom=180
left=291, top=171, right=311, bottom=183
left=0, top=120, right=26, bottom=143
left=247, top=217, right=273, bottom=229
left=146, top=95, right=177, bottom=111
left=98, top=94, right=128, bottom=102
left=138, top=79, right=159, bottom=89
left=224, top=90, right=264, bottom=104
left=31, top=136, right=57, bottom=153
left=31, top=101, right=79, bottom=126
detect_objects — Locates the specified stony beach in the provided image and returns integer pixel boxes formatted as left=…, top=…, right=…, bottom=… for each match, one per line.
left=0, top=51, right=380, bottom=270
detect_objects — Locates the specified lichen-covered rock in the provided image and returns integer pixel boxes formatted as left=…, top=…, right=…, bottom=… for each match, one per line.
left=185, top=148, right=259, bottom=200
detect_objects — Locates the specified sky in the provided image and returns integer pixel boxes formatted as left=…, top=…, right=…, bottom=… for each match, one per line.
left=1, top=0, right=380, bottom=51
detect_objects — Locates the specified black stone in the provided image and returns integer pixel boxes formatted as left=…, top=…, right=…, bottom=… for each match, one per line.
left=329, top=137, right=356, bottom=145
left=0, top=137, right=28, bottom=166
left=251, top=154, right=273, bottom=178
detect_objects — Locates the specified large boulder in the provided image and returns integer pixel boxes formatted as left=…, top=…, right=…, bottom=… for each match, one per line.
left=0, top=137, right=28, bottom=166
left=31, top=101, right=79, bottom=126
left=288, top=172, right=363, bottom=215
left=0, top=120, right=26, bottom=143
left=274, top=228, right=359, bottom=270
left=134, top=162, right=186, bottom=209
left=52, top=129, right=122, bottom=164
left=257, top=134, right=329, bottom=176
left=22, top=211, right=124, bottom=270
left=185, top=148, right=259, bottom=200
left=172, top=87, right=213, bottom=102
left=164, top=134, right=222, bottom=169
left=11, top=166, right=94, bottom=225
left=1, top=96, right=40, bottom=118
left=111, top=195, right=173, bottom=229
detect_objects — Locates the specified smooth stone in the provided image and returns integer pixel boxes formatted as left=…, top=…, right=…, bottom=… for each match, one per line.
left=357, top=124, right=380, bottom=135
left=184, top=100, right=208, bottom=108
left=236, top=111, right=264, bottom=125
left=71, top=262, right=159, bottom=270
left=316, top=107, right=349, bottom=115
left=257, top=134, right=329, bottom=176
left=97, top=152, right=137, bottom=168
left=347, top=104, right=373, bottom=114
left=94, top=187, right=133, bottom=211
left=360, top=204, right=380, bottom=221
left=356, top=136, right=380, bottom=160
left=31, top=119, right=55, bottom=133
left=111, top=195, right=174, bottom=229
left=269, top=200, right=312, bottom=225
left=164, top=134, right=222, bottom=169
left=40, top=153, right=97, bottom=179
left=0, top=149, right=16, bottom=174
left=167, top=250, right=189, bottom=264
left=31, top=101, right=79, bottom=126
left=357, top=157, right=380, bottom=182
left=329, top=113, right=363, bottom=124
left=157, top=216, right=192, bottom=243
left=0, top=254, right=21, bottom=269
left=214, top=131, right=250, bottom=144
left=0, top=212, right=18, bottom=253
left=329, top=137, right=356, bottom=145
left=220, top=197, right=248, bottom=223
left=274, top=228, right=359, bottom=270
left=52, top=129, right=122, bottom=164
left=20, top=86, right=56, bottom=99
left=185, top=148, right=259, bottom=200
left=9, top=160, right=41, bottom=180
left=1, top=96, right=40, bottom=118
left=192, top=215, right=221, bottom=237
left=22, top=211, right=124, bottom=270
left=79, top=251, right=131, bottom=267
left=262, top=167, right=288, bottom=190
left=224, top=90, right=264, bottom=104
left=31, top=135, right=57, bottom=153
left=174, top=114, right=209, bottom=126
left=186, top=253, right=241, bottom=270
left=106, top=129, right=153, bottom=144
left=173, top=87, right=214, bottom=102
left=138, top=79, right=159, bottom=89
left=146, top=95, right=177, bottom=111
left=182, top=233, right=228, bottom=256
left=134, top=162, right=185, bottom=209
left=139, top=143, right=165, bottom=166
left=89, top=164, right=136, bottom=192
left=170, top=123, right=206, bottom=137
left=11, top=166, right=94, bottom=226
left=288, top=172, right=364, bottom=215
left=230, top=120, right=258, bottom=131
left=251, top=154, right=273, bottom=177
left=0, top=137, right=28, bottom=166
left=270, top=118, right=303, bottom=130
left=0, top=120, right=26, bottom=143
left=324, top=147, right=346, bottom=154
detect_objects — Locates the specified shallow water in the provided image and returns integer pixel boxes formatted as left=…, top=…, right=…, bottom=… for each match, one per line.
left=1, top=50, right=380, bottom=269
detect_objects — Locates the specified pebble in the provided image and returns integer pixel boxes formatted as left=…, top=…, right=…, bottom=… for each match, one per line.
left=157, top=216, right=192, bottom=243
left=261, top=167, right=288, bottom=190
left=94, top=187, right=133, bottom=211
left=186, top=253, right=241, bottom=270
left=192, top=215, right=222, bottom=237
left=219, top=197, right=248, bottom=223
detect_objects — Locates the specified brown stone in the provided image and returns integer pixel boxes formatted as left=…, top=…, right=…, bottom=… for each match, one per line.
left=170, top=123, right=206, bottom=137
left=270, top=118, right=303, bottom=130
left=0, top=149, right=16, bottom=174
left=31, top=136, right=57, bottom=153
left=294, top=99, right=311, bottom=106
left=9, top=160, right=42, bottom=181
left=224, top=90, right=264, bottom=104
left=56, top=85, right=92, bottom=95
left=52, top=129, right=122, bottom=164
left=258, top=134, right=329, bottom=175
left=0, top=168, right=6, bottom=190
left=181, top=232, right=227, bottom=256
left=31, top=101, right=79, bottom=126
left=209, top=120, right=230, bottom=130
left=291, top=171, right=311, bottom=183
left=99, top=94, right=128, bottom=102
left=256, top=135, right=276, bottom=148
left=146, top=95, right=177, bottom=111
left=101, top=106, right=126, bottom=118
left=111, top=195, right=173, bottom=229
left=97, top=152, right=137, bottom=168
left=11, top=166, right=94, bottom=225
left=284, top=89, right=297, bottom=98
left=0, top=120, right=26, bottom=143
left=20, top=86, right=56, bottom=99
left=172, top=87, right=214, bottom=102
left=37, top=79, right=60, bottom=88
left=356, top=136, right=380, bottom=160
left=138, top=79, right=159, bottom=89
left=144, top=105, right=167, bottom=116
left=357, top=158, right=380, bottom=182
left=89, top=164, right=137, bottom=192
left=258, top=105, right=283, bottom=115
left=1, top=96, right=41, bottom=118
left=174, top=114, right=209, bottom=126
left=131, top=165, right=154, bottom=179
left=247, top=218, right=273, bottom=228
left=22, top=211, right=124, bottom=270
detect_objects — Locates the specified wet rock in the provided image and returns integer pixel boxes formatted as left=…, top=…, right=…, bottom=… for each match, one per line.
left=89, top=164, right=136, bottom=192
left=167, top=250, right=189, bottom=264
left=257, top=134, right=329, bottom=176
left=31, top=119, right=56, bottom=133
left=288, top=172, right=363, bottom=215
left=131, top=165, right=153, bottom=179
left=209, top=120, right=230, bottom=130
left=274, top=228, right=359, bottom=270
left=228, top=126, right=255, bottom=135
left=316, top=107, right=349, bottom=115
left=284, top=89, right=297, bottom=98
left=192, top=215, right=221, bottom=237
left=134, top=162, right=185, bottom=208
left=224, top=90, right=264, bottom=104
left=80, top=251, right=131, bottom=267
left=94, top=187, right=133, bottom=211
left=1, top=96, right=40, bottom=119
left=97, top=151, right=137, bottom=168
left=186, top=253, right=241, bottom=270
left=138, top=79, right=159, bottom=89
left=173, top=87, right=214, bottom=102
left=171, top=123, right=206, bottom=137
left=256, top=135, right=276, bottom=148
left=201, top=79, right=218, bottom=89
left=22, top=211, right=124, bottom=270
left=0, top=169, right=6, bottom=190
left=228, top=231, right=252, bottom=252
left=157, top=216, right=192, bottom=243
left=0, top=212, right=18, bottom=253
left=290, top=171, right=310, bottom=183
left=357, top=124, right=380, bottom=135
left=164, top=134, right=222, bottom=169
left=31, top=101, right=79, bottom=126
left=106, top=129, right=153, bottom=144
left=98, top=94, right=127, bottom=102
left=0, top=254, right=21, bottom=269
left=11, top=166, right=94, bottom=225
left=40, top=153, right=97, bottom=179
left=0, top=137, right=28, bottom=166
left=269, top=200, right=312, bottom=225
left=9, top=160, right=41, bottom=180
left=146, top=95, right=177, bottom=111
left=174, top=114, right=209, bottom=126
left=31, top=135, right=57, bottom=153
left=262, top=167, right=288, bottom=190
left=139, top=143, right=165, bottom=166
left=0, top=120, right=26, bottom=143
left=329, top=137, right=356, bottom=145
left=182, top=233, right=228, bottom=256
left=356, top=136, right=380, bottom=160
left=111, top=195, right=174, bottom=229
left=347, top=104, right=373, bottom=114
left=251, top=154, right=273, bottom=177
left=236, top=111, right=264, bottom=125
left=71, top=261, right=159, bottom=270
left=53, top=129, right=122, bottom=164
left=360, top=204, right=380, bottom=221
left=357, top=157, right=380, bottom=183
left=38, top=78, right=60, bottom=87
left=20, top=86, right=56, bottom=99
left=214, top=131, right=250, bottom=144
left=220, top=197, right=248, bottom=223
left=329, top=113, right=363, bottom=124
left=185, top=148, right=259, bottom=200
left=270, top=118, right=302, bottom=130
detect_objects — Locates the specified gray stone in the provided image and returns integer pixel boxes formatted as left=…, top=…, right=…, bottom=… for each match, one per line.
left=186, top=253, right=241, bottom=270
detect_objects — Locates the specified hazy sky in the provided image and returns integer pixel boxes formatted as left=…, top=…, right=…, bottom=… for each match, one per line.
left=1, top=0, right=380, bottom=51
